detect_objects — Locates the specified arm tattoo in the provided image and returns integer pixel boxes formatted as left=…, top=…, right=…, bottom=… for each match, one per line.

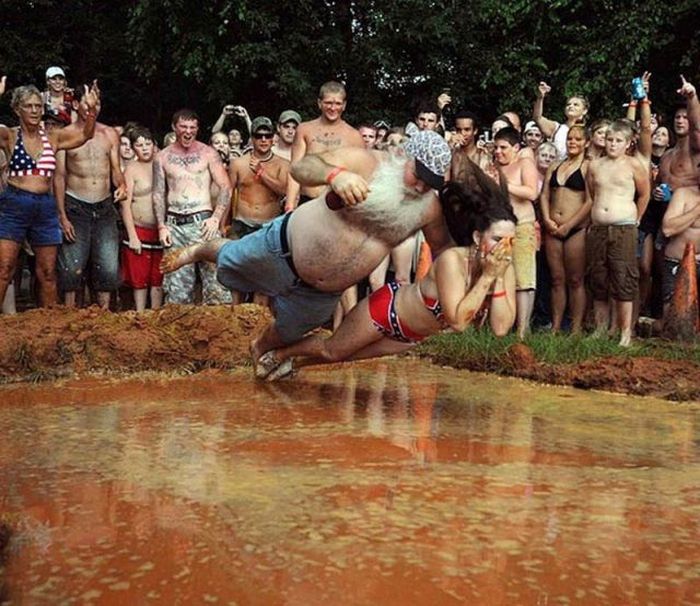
left=152, top=156, right=167, bottom=226
left=215, top=186, right=232, bottom=219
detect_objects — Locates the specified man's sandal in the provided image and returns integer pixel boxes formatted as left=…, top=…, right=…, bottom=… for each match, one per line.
left=265, top=359, right=294, bottom=382
left=255, top=351, right=282, bottom=380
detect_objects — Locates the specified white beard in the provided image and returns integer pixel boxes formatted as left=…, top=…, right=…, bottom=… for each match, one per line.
left=342, top=156, right=434, bottom=245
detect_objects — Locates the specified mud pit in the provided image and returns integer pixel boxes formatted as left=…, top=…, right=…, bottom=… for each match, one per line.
left=0, top=305, right=698, bottom=401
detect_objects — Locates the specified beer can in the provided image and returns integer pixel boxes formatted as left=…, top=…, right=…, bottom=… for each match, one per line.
left=659, top=183, right=672, bottom=203
left=631, top=77, right=646, bottom=101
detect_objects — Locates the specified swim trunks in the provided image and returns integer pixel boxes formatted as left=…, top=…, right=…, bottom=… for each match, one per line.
left=586, top=224, right=638, bottom=302
left=120, top=225, right=163, bottom=289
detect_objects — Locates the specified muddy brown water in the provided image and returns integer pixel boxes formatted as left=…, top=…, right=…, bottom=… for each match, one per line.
left=1, top=359, right=699, bottom=605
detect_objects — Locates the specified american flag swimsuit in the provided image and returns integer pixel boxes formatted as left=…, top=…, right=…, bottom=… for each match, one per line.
left=8, top=128, right=56, bottom=178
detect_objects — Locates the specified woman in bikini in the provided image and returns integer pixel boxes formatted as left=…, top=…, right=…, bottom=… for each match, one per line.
left=259, top=159, right=517, bottom=380
left=0, top=80, right=100, bottom=308
left=539, top=125, right=591, bottom=333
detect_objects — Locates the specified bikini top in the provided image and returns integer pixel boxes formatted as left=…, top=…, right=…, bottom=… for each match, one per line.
left=549, top=160, right=585, bottom=192
left=8, top=129, right=56, bottom=178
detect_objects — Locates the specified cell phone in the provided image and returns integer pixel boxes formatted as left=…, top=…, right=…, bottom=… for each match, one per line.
left=482, top=129, right=493, bottom=143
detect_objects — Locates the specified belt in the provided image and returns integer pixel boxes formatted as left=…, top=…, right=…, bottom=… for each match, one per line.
left=166, top=210, right=213, bottom=225
left=280, top=212, right=303, bottom=281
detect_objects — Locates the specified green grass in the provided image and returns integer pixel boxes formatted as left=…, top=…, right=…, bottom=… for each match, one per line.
left=416, top=327, right=700, bottom=367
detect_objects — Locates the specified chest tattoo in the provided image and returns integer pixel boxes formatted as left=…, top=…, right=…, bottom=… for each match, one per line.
left=168, top=153, right=200, bottom=168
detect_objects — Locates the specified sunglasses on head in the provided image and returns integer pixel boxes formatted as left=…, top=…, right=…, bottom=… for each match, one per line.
left=253, top=132, right=273, bottom=140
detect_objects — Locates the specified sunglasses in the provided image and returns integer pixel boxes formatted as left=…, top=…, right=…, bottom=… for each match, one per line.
left=253, top=132, right=273, bottom=140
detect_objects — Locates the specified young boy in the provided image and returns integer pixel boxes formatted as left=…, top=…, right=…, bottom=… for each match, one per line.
left=120, top=127, right=164, bottom=311
left=586, top=120, right=650, bottom=346
left=492, top=127, right=539, bottom=337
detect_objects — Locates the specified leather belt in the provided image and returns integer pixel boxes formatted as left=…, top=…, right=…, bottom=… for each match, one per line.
left=166, top=210, right=213, bottom=225
left=280, top=212, right=303, bottom=281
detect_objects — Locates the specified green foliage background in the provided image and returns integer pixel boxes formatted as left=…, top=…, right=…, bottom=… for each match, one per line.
left=1, top=0, right=698, bottom=135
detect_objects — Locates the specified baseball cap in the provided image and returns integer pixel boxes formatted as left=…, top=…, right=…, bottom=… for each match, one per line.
left=251, top=116, right=274, bottom=133
left=403, top=131, right=451, bottom=190
left=45, top=66, right=66, bottom=79
left=523, top=120, right=539, bottom=134
left=278, top=110, right=301, bottom=125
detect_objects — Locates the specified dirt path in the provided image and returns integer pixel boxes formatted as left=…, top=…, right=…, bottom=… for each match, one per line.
left=1, top=306, right=698, bottom=401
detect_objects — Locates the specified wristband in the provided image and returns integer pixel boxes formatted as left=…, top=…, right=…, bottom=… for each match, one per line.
left=491, top=290, right=507, bottom=298
left=629, top=101, right=637, bottom=108
left=639, top=98, right=651, bottom=106
left=326, top=166, right=346, bottom=185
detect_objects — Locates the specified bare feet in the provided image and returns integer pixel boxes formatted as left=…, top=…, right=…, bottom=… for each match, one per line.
left=160, top=245, right=199, bottom=274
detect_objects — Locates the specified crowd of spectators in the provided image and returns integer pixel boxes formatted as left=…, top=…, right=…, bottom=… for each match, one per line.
left=1, top=65, right=698, bottom=346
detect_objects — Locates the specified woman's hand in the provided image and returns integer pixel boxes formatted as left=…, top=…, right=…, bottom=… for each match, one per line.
left=482, top=237, right=513, bottom=279
left=538, top=81, right=551, bottom=99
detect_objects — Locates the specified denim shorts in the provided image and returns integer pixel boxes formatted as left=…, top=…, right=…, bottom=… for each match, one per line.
left=57, top=194, right=120, bottom=291
left=0, top=185, right=62, bottom=246
left=216, top=214, right=340, bottom=344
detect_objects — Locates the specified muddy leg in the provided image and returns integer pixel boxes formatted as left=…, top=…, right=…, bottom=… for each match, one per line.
left=160, top=238, right=227, bottom=274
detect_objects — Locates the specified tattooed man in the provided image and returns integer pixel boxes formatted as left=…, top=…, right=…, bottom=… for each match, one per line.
left=153, top=108, right=233, bottom=304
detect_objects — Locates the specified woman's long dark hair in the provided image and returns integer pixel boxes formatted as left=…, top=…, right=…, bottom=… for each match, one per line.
left=439, top=156, right=516, bottom=246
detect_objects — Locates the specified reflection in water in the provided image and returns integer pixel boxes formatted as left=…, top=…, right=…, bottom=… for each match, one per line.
left=0, top=360, right=699, bottom=605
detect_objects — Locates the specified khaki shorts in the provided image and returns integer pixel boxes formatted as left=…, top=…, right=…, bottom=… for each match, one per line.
left=513, top=221, right=537, bottom=290
left=586, top=224, right=639, bottom=302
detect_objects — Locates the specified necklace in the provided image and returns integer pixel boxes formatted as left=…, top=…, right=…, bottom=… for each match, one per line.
left=256, top=151, right=274, bottom=163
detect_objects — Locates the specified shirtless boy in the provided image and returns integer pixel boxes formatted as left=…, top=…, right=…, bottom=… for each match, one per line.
left=586, top=120, right=650, bottom=346
left=492, top=127, right=538, bottom=338
left=228, top=116, right=289, bottom=303
left=153, top=108, right=233, bottom=305
left=120, top=127, right=163, bottom=311
left=56, top=95, right=126, bottom=309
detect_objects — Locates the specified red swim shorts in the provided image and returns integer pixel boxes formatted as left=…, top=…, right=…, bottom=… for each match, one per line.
left=120, top=225, right=164, bottom=288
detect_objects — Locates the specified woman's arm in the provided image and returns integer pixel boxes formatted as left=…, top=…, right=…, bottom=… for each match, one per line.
left=533, top=82, right=558, bottom=138
left=540, top=162, right=558, bottom=232
left=488, top=267, right=516, bottom=336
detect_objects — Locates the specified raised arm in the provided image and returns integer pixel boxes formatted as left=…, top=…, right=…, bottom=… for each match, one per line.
left=637, top=72, right=653, bottom=161
left=211, top=105, right=232, bottom=134
left=533, top=82, right=558, bottom=138
left=678, top=75, right=700, bottom=152
left=54, top=81, right=99, bottom=151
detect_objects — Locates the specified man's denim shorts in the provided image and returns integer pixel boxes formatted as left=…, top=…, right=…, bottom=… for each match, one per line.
left=216, top=214, right=340, bottom=344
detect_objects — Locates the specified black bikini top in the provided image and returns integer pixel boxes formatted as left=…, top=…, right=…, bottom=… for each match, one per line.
left=549, top=160, right=586, bottom=193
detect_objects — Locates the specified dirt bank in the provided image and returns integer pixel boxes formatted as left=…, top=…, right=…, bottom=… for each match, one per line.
left=0, top=306, right=697, bottom=401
